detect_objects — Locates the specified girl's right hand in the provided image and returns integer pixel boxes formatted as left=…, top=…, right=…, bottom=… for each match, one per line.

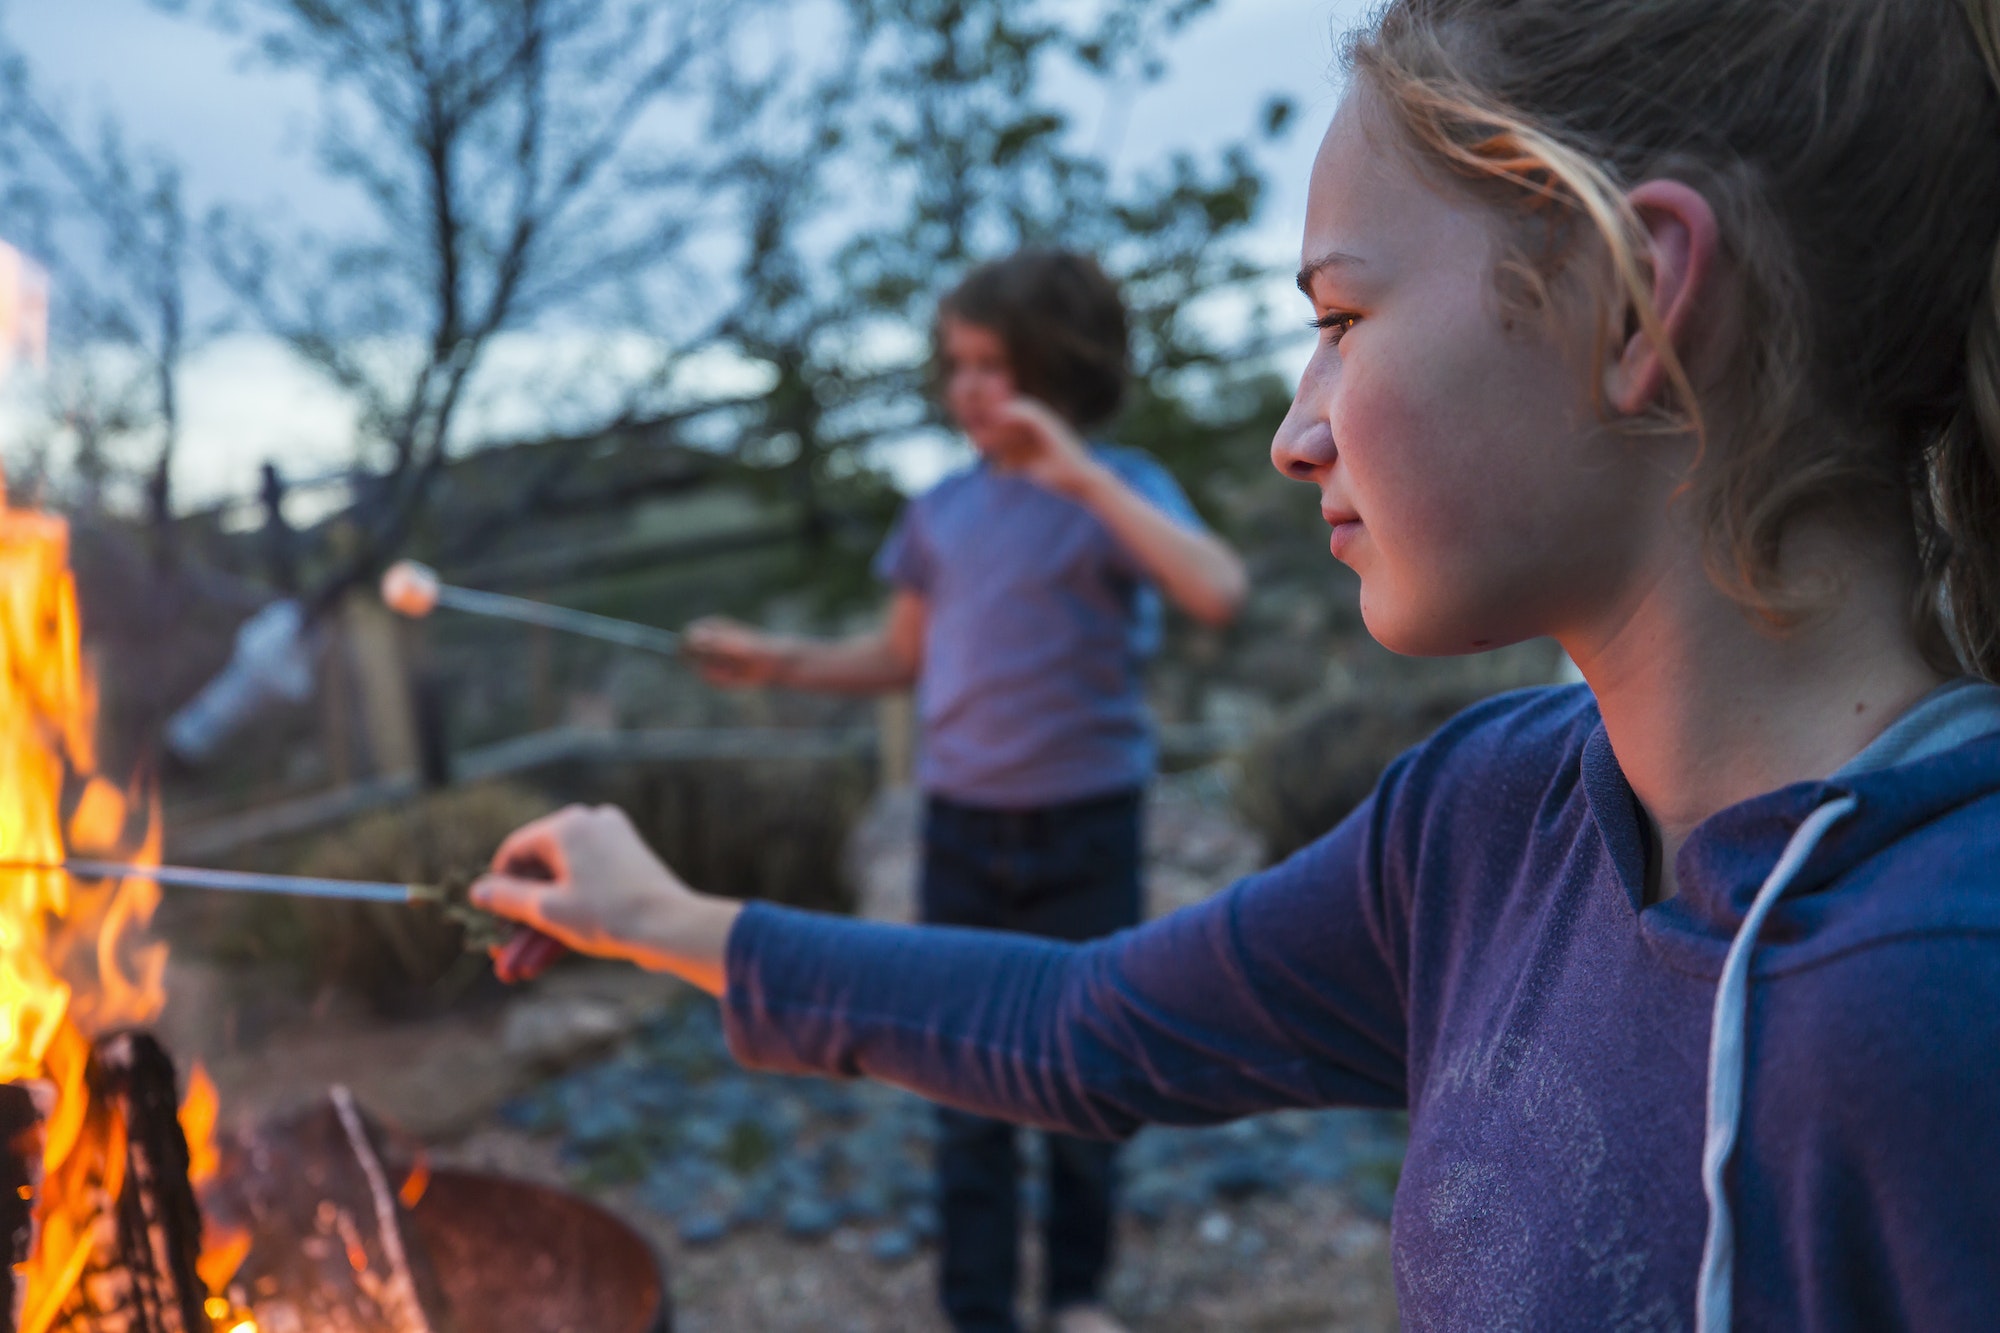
left=471, top=805, right=741, bottom=995
left=683, top=616, right=794, bottom=688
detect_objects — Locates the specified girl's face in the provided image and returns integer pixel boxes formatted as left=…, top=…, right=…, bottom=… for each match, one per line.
left=1275, top=89, right=1672, bottom=656
left=939, top=315, right=1020, bottom=454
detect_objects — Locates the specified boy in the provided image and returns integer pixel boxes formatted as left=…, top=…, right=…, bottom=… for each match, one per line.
left=685, top=248, right=1245, bottom=1333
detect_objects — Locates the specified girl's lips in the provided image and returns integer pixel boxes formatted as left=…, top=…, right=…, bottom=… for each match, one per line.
left=1327, top=517, right=1363, bottom=559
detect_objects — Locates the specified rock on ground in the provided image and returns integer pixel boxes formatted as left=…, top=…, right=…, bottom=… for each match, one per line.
left=471, top=989, right=1404, bottom=1333
left=440, top=1123, right=1398, bottom=1333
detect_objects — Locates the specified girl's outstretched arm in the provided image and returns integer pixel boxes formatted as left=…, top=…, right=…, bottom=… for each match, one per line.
left=473, top=790, right=1413, bottom=1138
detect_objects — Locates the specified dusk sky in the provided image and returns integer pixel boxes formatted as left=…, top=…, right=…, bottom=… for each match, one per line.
left=2, top=0, right=1366, bottom=506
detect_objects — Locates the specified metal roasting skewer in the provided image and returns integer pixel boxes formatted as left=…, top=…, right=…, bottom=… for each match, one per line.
left=0, top=857, right=440, bottom=904
left=0, top=856, right=555, bottom=960
left=381, top=560, right=682, bottom=657
left=0, top=860, right=563, bottom=966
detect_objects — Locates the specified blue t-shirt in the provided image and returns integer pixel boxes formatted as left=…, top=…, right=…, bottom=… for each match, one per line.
left=723, top=684, right=2000, bottom=1329
left=872, top=446, right=1205, bottom=808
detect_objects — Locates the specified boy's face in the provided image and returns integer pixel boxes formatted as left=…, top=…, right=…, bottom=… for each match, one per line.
left=1273, top=87, right=1677, bottom=658
left=939, top=316, right=1020, bottom=455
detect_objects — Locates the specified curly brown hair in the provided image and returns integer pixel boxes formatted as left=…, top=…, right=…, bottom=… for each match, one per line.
left=934, top=249, right=1130, bottom=432
left=1351, top=0, right=2000, bottom=679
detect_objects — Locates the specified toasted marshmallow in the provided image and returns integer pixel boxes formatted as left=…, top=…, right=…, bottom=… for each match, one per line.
left=381, top=560, right=442, bottom=618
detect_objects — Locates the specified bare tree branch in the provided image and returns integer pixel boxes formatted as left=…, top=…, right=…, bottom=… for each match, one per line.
left=190, top=0, right=750, bottom=610
left=0, top=44, right=200, bottom=551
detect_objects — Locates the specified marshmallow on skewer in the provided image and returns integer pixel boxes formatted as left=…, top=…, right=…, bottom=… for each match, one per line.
left=381, top=559, right=442, bottom=618
left=378, top=556, right=683, bottom=656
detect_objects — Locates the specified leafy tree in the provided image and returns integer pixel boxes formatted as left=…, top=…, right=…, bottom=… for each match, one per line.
left=698, top=0, right=1301, bottom=604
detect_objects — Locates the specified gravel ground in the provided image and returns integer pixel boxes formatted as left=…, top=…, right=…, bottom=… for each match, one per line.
left=442, top=1121, right=1399, bottom=1333
left=453, top=990, right=1405, bottom=1332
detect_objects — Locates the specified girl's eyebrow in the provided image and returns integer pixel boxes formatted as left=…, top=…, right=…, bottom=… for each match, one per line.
left=1296, top=250, right=1365, bottom=295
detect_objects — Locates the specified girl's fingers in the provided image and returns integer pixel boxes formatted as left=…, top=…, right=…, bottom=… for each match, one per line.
left=470, top=872, right=562, bottom=929
left=491, top=928, right=568, bottom=985
left=474, top=876, right=579, bottom=983
left=476, top=847, right=577, bottom=983
left=487, top=806, right=581, bottom=877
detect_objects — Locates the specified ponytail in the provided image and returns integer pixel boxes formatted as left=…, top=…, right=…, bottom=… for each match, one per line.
left=1939, top=0, right=2000, bottom=681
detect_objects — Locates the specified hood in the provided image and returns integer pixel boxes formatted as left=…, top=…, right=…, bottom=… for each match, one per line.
left=1576, top=720, right=2000, bottom=981
left=1568, top=681, right=2000, bottom=1333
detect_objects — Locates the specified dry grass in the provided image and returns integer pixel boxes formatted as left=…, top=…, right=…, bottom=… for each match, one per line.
left=607, top=756, right=873, bottom=916
left=290, top=781, right=559, bottom=1004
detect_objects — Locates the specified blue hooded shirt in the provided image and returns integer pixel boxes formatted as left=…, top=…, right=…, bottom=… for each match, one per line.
left=721, top=683, right=2000, bottom=1330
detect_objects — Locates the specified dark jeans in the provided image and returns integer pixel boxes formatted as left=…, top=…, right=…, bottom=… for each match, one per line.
left=921, top=788, right=1144, bottom=1333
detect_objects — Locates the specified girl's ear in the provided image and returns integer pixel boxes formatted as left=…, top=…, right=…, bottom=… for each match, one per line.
left=1603, top=180, right=1720, bottom=418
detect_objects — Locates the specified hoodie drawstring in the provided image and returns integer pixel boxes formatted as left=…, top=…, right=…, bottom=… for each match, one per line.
left=1694, top=793, right=1858, bottom=1333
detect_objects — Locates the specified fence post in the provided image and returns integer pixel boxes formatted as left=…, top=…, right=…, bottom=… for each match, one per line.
left=876, top=692, right=914, bottom=791
left=341, top=591, right=420, bottom=781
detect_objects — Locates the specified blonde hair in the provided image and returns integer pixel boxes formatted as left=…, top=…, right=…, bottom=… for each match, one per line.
left=1350, top=0, right=2000, bottom=679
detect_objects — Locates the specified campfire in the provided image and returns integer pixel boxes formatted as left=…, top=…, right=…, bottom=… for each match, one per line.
left=0, top=489, right=668, bottom=1333
left=0, top=482, right=254, bottom=1332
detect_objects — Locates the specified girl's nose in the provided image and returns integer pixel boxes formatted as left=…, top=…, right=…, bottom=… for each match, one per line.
left=1271, top=415, right=1337, bottom=482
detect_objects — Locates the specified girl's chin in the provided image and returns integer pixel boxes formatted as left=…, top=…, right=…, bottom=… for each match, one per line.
left=1362, top=597, right=1529, bottom=658
left=1356, top=575, right=1487, bottom=658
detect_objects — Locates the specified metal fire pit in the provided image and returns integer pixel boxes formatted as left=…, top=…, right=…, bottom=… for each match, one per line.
left=408, top=1168, right=670, bottom=1333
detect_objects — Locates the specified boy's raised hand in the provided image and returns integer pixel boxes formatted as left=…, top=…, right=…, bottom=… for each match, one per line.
left=991, top=397, right=1108, bottom=499
left=684, top=616, right=795, bottom=688
left=992, top=394, right=1247, bottom=627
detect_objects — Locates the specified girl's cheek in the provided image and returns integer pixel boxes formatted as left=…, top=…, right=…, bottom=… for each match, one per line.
left=1334, top=353, right=1470, bottom=537
left=1326, top=357, right=1397, bottom=490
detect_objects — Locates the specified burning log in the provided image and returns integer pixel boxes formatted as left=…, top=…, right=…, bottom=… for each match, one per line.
left=0, top=1081, right=51, bottom=1333
left=203, top=1089, right=454, bottom=1333
left=45, top=1032, right=211, bottom=1333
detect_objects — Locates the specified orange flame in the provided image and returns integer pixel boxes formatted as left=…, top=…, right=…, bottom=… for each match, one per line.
left=398, top=1156, right=431, bottom=1210
left=180, top=1062, right=221, bottom=1185
left=180, top=1063, right=254, bottom=1303
left=0, top=484, right=232, bottom=1329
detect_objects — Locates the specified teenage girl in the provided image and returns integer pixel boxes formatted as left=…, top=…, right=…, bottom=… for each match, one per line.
left=473, top=0, right=2000, bottom=1326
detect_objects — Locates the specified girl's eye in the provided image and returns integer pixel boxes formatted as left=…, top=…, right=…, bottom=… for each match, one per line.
left=1308, top=311, right=1359, bottom=344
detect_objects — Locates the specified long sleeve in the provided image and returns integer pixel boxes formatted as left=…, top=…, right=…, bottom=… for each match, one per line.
left=721, top=782, right=1414, bottom=1140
